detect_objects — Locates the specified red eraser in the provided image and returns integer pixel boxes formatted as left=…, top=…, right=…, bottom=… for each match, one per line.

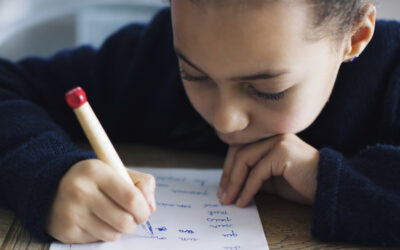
left=65, top=87, right=87, bottom=109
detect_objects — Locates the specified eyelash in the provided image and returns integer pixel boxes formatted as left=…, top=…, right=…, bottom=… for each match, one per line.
left=180, top=69, right=210, bottom=82
left=179, top=69, right=287, bottom=101
left=248, top=86, right=287, bottom=101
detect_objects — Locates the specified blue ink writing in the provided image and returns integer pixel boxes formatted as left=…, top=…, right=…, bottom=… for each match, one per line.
left=209, top=210, right=228, bottom=216
left=222, top=230, right=238, bottom=238
left=179, top=237, right=198, bottom=241
left=156, top=176, right=186, bottom=182
left=207, top=217, right=232, bottom=222
left=156, top=183, right=169, bottom=187
left=209, top=224, right=233, bottom=229
left=193, top=179, right=206, bottom=186
left=172, top=189, right=208, bottom=195
left=204, top=204, right=224, bottom=208
left=156, top=202, right=191, bottom=208
left=156, top=226, right=167, bottom=232
left=224, top=246, right=241, bottom=250
left=178, top=229, right=194, bottom=234
left=138, top=235, right=167, bottom=240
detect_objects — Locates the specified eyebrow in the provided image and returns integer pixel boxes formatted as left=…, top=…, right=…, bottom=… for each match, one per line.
left=174, top=47, right=288, bottom=82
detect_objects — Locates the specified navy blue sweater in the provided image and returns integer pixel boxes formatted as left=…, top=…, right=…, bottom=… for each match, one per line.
left=0, top=8, right=400, bottom=246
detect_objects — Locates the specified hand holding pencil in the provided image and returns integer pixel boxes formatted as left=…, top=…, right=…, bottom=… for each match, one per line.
left=45, top=87, right=156, bottom=243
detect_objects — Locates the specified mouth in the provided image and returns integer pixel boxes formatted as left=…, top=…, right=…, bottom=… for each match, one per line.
left=217, top=134, right=254, bottom=146
left=217, top=132, right=276, bottom=146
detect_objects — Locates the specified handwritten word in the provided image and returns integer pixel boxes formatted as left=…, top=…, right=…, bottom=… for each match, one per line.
left=179, top=237, right=198, bottom=241
left=178, top=229, right=194, bottom=234
left=156, top=183, right=169, bottom=187
left=204, top=204, right=224, bottom=208
left=222, top=230, right=238, bottom=238
left=156, top=176, right=186, bottom=182
left=172, top=189, right=208, bottom=195
left=156, top=226, right=167, bottom=232
left=208, top=210, right=228, bottom=216
left=207, top=217, right=232, bottom=222
left=137, top=235, right=167, bottom=240
left=193, top=179, right=206, bottom=187
left=224, top=246, right=241, bottom=250
left=209, top=224, right=233, bottom=229
left=156, top=202, right=192, bottom=208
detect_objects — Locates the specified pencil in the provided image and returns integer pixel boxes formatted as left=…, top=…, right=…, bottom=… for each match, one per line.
left=65, top=86, right=153, bottom=235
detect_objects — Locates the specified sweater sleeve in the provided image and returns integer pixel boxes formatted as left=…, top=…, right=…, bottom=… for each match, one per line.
left=0, top=12, right=156, bottom=242
left=312, top=42, right=400, bottom=247
left=312, top=146, right=400, bottom=246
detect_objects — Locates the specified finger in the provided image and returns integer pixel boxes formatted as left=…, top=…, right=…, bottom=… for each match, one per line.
left=235, top=151, right=278, bottom=207
left=82, top=213, right=122, bottom=242
left=218, top=145, right=241, bottom=198
left=220, top=137, right=279, bottom=204
left=127, top=169, right=156, bottom=212
left=76, top=226, right=100, bottom=244
left=90, top=190, right=137, bottom=234
left=54, top=225, right=97, bottom=244
left=270, top=177, right=312, bottom=205
left=96, top=166, right=151, bottom=225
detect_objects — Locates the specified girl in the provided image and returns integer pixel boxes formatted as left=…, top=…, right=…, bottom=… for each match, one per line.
left=0, top=0, right=399, bottom=246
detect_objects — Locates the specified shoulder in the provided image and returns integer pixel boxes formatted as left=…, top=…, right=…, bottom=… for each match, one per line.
left=366, top=20, right=400, bottom=143
left=103, top=7, right=172, bottom=45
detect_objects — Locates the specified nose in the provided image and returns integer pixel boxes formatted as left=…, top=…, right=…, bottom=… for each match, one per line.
left=212, top=97, right=249, bottom=134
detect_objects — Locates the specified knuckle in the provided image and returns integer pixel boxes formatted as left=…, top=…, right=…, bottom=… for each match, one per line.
left=277, top=140, right=291, bottom=152
left=283, top=159, right=293, bottom=168
left=67, top=180, right=88, bottom=201
left=116, top=215, right=132, bottom=233
left=81, top=161, right=99, bottom=177
left=277, top=133, right=289, bottom=141
left=124, top=190, right=136, bottom=208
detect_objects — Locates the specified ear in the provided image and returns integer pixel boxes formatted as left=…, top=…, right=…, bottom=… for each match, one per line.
left=342, top=4, right=376, bottom=62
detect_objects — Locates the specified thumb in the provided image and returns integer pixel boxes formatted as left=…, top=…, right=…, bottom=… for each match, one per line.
left=127, top=169, right=157, bottom=212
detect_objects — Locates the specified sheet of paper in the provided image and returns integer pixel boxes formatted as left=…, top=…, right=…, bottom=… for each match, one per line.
left=51, top=167, right=269, bottom=250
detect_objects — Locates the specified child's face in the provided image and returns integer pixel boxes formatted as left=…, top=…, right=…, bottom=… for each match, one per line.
left=171, top=1, right=345, bottom=145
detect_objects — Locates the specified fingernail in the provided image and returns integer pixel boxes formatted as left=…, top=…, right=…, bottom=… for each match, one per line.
left=236, top=197, right=243, bottom=207
left=149, top=195, right=156, bottom=212
left=220, top=191, right=227, bottom=202
left=217, top=187, right=223, bottom=198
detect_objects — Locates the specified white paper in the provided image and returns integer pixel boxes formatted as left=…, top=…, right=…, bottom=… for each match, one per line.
left=51, top=167, right=269, bottom=250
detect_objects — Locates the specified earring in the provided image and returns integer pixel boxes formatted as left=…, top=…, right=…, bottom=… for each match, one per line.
left=346, top=55, right=358, bottom=63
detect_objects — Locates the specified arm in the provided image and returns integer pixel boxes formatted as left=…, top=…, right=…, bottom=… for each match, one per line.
left=0, top=11, right=161, bottom=242
left=312, top=145, right=400, bottom=246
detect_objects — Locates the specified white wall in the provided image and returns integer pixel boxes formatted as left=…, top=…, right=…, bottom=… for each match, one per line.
left=0, top=0, right=398, bottom=60
left=376, top=0, right=400, bottom=20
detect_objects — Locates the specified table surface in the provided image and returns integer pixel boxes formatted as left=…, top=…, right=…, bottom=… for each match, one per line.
left=0, top=144, right=388, bottom=249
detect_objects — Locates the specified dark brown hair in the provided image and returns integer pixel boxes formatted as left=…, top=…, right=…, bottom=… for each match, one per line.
left=306, top=0, right=366, bottom=40
left=169, top=0, right=368, bottom=40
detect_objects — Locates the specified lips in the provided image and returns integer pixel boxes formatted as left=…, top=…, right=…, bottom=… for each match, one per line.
left=217, top=134, right=252, bottom=146
left=217, top=132, right=276, bottom=146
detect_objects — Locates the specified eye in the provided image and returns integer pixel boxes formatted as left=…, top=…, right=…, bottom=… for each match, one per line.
left=248, top=86, right=287, bottom=101
left=179, top=68, right=210, bottom=82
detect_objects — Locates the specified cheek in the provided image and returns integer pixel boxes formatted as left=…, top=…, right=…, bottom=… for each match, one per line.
left=274, top=74, right=337, bottom=133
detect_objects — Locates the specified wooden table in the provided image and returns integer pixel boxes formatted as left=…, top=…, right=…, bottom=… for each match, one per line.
left=0, top=144, right=387, bottom=249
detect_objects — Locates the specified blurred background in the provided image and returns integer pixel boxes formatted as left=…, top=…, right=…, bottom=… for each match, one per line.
left=0, top=0, right=398, bottom=61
